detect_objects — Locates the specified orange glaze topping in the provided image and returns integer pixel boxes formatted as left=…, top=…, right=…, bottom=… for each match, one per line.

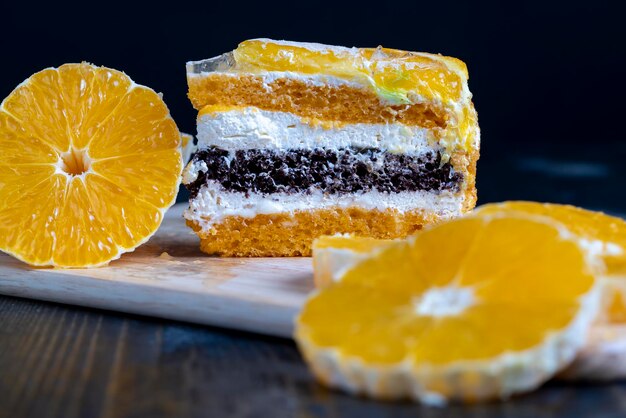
left=232, top=39, right=470, bottom=107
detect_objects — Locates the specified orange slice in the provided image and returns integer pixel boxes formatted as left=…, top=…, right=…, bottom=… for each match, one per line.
left=312, top=234, right=395, bottom=287
left=0, top=63, right=182, bottom=267
left=180, top=132, right=196, bottom=163
left=296, top=213, right=601, bottom=404
left=558, top=323, right=626, bottom=381
left=474, top=201, right=626, bottom=322
left=313, top=202, right=626, bottom=322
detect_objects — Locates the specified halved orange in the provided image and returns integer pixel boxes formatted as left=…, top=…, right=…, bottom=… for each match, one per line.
left=0, top=63, right=182, bottom=267
left=297, top=212, right=602, bottom=404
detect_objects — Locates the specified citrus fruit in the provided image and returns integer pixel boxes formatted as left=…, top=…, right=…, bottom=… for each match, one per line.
left=0, top=63, right=182, bottom=267
left=312, top=234, right=395, bottom=287
left=296, top=213, right=601, bottom=404
left=558, top=323, right=626, bottom=381
left=474, top=201, right=626, bottom=322
left=180, top=132, right=195, bottom=163
left=313, top=202, right=626, bottom=322
left=474, top=201, right=626, bottom=258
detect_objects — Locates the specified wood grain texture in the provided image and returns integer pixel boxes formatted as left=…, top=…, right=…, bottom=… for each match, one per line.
left=0, top=205, right=313, bottom=337
left=1, top=295, right=626, bottom=418
left=1, top=204, right=626, bottom=383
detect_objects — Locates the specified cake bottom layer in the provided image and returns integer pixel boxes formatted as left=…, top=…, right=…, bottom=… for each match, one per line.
left=187, top=206, right=458, bottom=257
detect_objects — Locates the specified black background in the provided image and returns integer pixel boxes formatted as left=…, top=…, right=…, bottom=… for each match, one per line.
left=2, top=0, right=625, bottom=209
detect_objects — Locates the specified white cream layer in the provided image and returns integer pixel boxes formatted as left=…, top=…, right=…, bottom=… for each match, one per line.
left=196, top=107, right=436, bottom=153
left=185, top=182, right=465, bottom=232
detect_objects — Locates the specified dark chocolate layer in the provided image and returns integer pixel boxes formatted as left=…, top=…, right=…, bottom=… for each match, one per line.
left=186, top=147, right=462, bottom=198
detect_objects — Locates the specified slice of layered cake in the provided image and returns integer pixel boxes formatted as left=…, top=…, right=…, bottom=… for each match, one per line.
left=183, top=39, right=480, bottom=256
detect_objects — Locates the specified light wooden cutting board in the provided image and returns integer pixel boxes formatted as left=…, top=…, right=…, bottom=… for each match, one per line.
left=2, top=205, right=626, bottom=380
left=0, top=204, right=313, bottom=338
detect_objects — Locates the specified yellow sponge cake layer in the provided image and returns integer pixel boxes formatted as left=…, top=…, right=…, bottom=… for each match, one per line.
left=187, top=206, right=458, bottom=257
left=188, top=74, right=448, bottom=130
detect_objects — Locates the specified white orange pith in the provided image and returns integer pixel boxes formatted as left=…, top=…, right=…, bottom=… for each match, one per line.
left=297, top=213, right=601, bottom=404
left=0, top=63, right=182, bottom=268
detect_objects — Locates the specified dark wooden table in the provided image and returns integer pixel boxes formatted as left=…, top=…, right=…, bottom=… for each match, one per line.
left=2, top=142, right=626, bottom=418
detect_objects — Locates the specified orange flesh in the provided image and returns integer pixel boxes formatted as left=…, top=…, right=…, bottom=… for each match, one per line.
left=475, top=201, right=626, bottom=321
left=0, top=63, right=182, bottom=267
left=299, top=215, right=595, bottom=365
